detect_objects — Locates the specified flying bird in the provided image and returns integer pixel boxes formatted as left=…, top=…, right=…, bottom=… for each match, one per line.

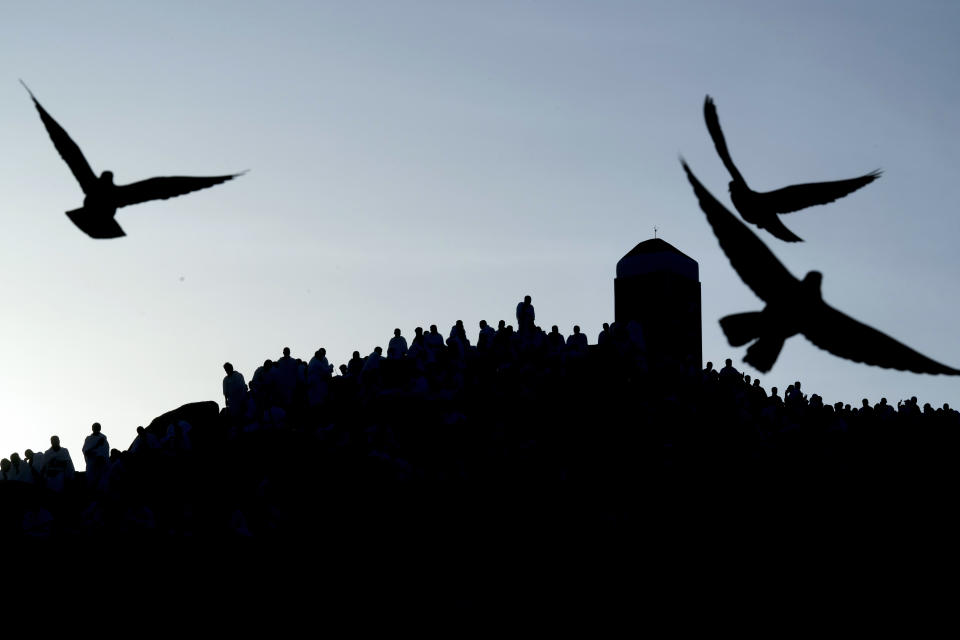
left=681, top=158, right=959, bottom=375
left=703, top=95, right=880, bottom=243
left=21, top=80, right=244, bottom=238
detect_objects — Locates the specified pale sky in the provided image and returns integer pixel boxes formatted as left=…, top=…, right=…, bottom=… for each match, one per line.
left=2, top=1, right=959, bottom=459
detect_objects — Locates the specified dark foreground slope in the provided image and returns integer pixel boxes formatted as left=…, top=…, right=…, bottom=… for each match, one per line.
left=3, top=341, right=958, bottom=539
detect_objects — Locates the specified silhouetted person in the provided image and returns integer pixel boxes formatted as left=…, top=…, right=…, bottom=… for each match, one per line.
left=769, top=387, right=783, bottom=406
left=347, top=351, right=364, bottom=377
left=425, top=325, right=444, bottom=352
left=450, top=320, right=469, bottom=346
left=273, top=347, right=300, bottom=407
left=786, top=381, right=805, bottom=405
left=703, top=95, right=880, bottom=243
left=478, top=320, right=495, bottom=350
left=130, top=426, right=160, bottom=455
left=547, top=326, right=565, bottom=351
left=24, top=449, right=43, bottom=484
left=362, top=347, right=384, bottom=383
left=251, top=359, right=276, bottom=407
left=82, top=422, right=110, bottom=488
left=566, top=325, right=588, bottom=353
left=388, top=329, right=408, bottom=360
left=516, top=296, right=535, bottom=333
left=307, top=349, right=333, bottom=406
left=21, top=81, right=245, bottom=239
left=719, top=358, right=739, bottom=380
left=8, top=453, right=31, bottom=484
left=309, top=348, right=333, bottom=378
left=598, top=323, right=611, bottom=346
left=0, top=459, right=9, bottom=481
left=411, top=327, right=425, bottom=349
left=682, top=160, right=960, bottom=374
left=222, top=362, right=248, bottom=415
left=42, top=435, right=75, bottom=492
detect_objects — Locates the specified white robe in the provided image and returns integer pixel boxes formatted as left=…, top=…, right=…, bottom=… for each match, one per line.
left=82, top=432, right=110, bottom=488
left=41, top=446, right=75, bottom=492
left=308, top=356, right=333, bottom=379
left=363, top=351, right=383, bottom=373
left=388, top=336, right=408, bottom=359
left=223, top=371, right=248, bottom=409
left=83, top=432, right=110, bottom=469
left=273, top=356, right=300, bottom=405
left=13, top=459, right=34, bottom=484
left=307, top=356, right=332, bottom=405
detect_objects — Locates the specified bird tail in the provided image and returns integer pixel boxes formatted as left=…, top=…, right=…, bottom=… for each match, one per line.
left=743, top=336, right=785, bottom=373
left=720, top=312, right=763, bottom=347
left=66, top=208, right=126, bottom=239
left=721, top=312, right=785, bottom=373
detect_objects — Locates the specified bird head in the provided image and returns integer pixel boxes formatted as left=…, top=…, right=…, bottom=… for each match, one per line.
left=801, top=271, right=823, bottom=298
left=100, top=171, right=114, bottom=185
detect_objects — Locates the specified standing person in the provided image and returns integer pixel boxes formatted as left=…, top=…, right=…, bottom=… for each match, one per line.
left=222, top=363, right=248, bottom=415
left=82, top=422, right=110, bottom=488
left=477, top=320, right=495, bottom=350
left=566, top=325, right=588, bottom=353
left=388, top=329, right=408, bottom=360
left=516, top=295, right=535, bottom=333
left=24, top=449, right=43, bottom=485
left=9, top=453, right=32, bottom=484
left=347, top=351, right=364, bottom=377
left=42, top=436, right=75, bottom=493
left=273, top=347, right=300, bottom=407
left=598, top=323, right=611, bottom=346
left=250, top=360, right=275, bottom=408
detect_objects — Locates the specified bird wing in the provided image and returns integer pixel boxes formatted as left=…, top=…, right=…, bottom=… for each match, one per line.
left=761, top=171, right=881, bottom=214
left=682, top=159, right=798, bottom=302
left=703, top=95, right=746, bottom=185
left=804, top=301, right=960, bottom=375
left=113, top=173, right=244, bottom=208
left=21, top=80, right=98, bottom=194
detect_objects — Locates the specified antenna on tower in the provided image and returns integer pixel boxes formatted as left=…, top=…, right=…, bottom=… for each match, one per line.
left=654, top=226, right=658, bottom=239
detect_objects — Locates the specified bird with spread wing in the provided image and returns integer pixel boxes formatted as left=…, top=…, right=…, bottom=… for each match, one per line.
left=681, top=158, right=958, bottom=375
left=21, top=80, right=244, bottom=238
left=704, top=95, right=880, bottom=243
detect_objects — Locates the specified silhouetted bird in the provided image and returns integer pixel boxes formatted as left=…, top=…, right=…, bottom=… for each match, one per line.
left=21, top=81, right=244, bottom=238
left=681, top=159, right=959, bottom=375
left=703, top=95, right=880, bottom=243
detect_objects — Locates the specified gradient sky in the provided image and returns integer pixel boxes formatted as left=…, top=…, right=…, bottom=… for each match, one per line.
left=2, top=1, right=959, bottom=459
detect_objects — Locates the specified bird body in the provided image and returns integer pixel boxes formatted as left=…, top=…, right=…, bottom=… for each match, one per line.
left=704, top=95, right=880, bottom=243
left=682, top=159, right=959, bottom=375
left=21, top=81, right=243, bottom=238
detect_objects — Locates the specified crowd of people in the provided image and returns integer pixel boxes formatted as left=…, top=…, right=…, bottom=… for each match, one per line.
left=2, top=295, right=957, bottom=537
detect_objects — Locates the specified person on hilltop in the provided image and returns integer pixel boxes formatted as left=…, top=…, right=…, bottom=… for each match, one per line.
left=516, top=295, right=535, bottom=333
left=388, top=329, right=408, bottom=360
left=273, top=347, right=300, bottom=407
left=42, top=435, right=75, bottom=493
left=222, top=362, right=248, bottom=415
left=477, top=320, right=495, bottom=351
left=82, top=422, right=110, bottom=488
left=566, top=325, right=588, bottom=354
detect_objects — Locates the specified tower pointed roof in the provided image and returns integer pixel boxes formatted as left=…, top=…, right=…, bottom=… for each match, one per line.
left=616, top=237, right=698, bottom=280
